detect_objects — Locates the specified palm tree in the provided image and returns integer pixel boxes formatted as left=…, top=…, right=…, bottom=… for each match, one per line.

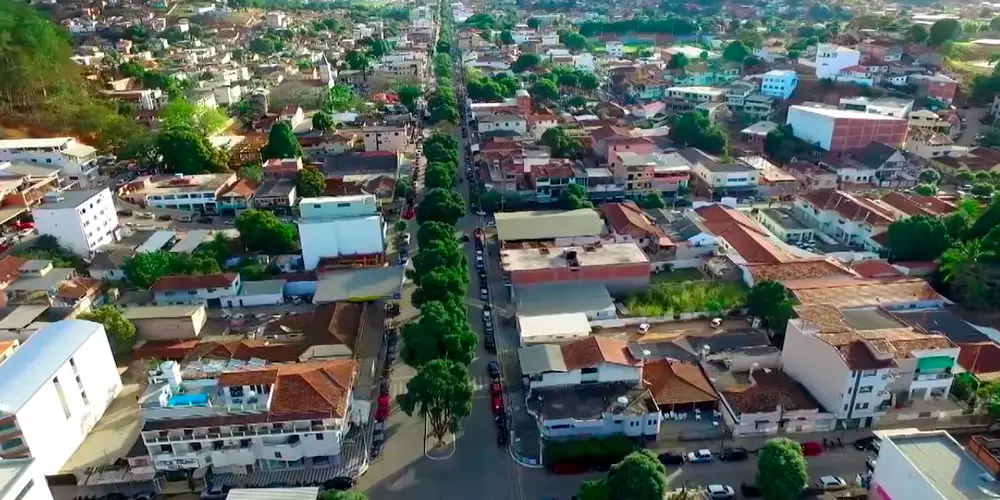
left=941, top=240, right=995, bottom=283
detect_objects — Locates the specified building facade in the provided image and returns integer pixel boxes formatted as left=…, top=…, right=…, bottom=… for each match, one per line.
left=33, top=189, right=119, bottom=257
left=298, top=195, right=385, bottom=271
left=786, top=105, right=908, bottom=152
left=760, top=70, right=797, bottom=99
left=0, top=138, right=98, bottom=187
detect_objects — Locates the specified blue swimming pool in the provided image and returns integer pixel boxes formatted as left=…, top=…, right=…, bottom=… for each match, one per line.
left=168, top=393, right=209, bottom=406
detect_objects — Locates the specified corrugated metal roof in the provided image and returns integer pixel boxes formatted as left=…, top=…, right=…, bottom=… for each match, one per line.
left=495, top=209, right=604, bottom=242
left=225, top=488, right=320, bottom=500
left=518, top=344, right=567, bottom=375
left=137, top=230, right=176, bottom=253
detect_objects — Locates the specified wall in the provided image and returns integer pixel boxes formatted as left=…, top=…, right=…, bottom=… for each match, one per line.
left=787, top=108, right=836, bottom=150
left=35, top=191, right=119, bottom=257
left=508, top=262, right=650, bottom=293
left=870, top=436, right=946, bottom=500
left=780, top=321, right=853, bottom=419
left=154, top=280, right=240, bottom=305
left=132, top=315, right=204, bottom=340
left=15, top=329, right=122, bottom=474
left=0, top=460, right=54, bottom=500
left=223, top=292, right=284, bottom=308
left=299, top=217, right=385, bottom=271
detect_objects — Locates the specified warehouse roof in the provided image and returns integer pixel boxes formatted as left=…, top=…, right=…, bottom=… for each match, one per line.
left=495, top=209, right=604, bottom=242
left=312, top=266, right=405, bottom=303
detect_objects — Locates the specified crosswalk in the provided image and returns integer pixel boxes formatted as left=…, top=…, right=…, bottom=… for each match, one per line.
left=383, top=375, right=494, bottom=398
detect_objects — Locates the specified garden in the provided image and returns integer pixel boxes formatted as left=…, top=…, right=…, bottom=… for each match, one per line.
left=624, top=277, right=746, bottom=318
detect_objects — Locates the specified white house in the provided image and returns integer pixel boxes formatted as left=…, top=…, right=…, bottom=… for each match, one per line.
left=298, top=195, right=386, bottom=271
left=33, top=189, right=119, bottom=257
left=606, top=41, right=624, bottom=58
left=139, top=358, right=359, bottom=474
left=0, top=320, right=123, bottom=474
left=0, top=138, right=98, bottom=186
left=265, top=11, right=288, bottom=28
left=477, top=114, right=528, bottom=136
left=151, top=273, right=241, bottom=307
left=760, top=70, right=798, bottom=100
left=815, top=43, right=860, bottom=79
left=835, top=65, right=875, bottom=87
left=0, top=459, right=53, bottom=500
left=221, top=279, right=285, bottom=308
left=794, top=189, right=894, bottom=251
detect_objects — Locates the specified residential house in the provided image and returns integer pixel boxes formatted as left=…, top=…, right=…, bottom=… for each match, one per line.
left=610, top=151, right=691, bottom=199
left=905, top=129, right=967, bottom=160
left=743, top=94, right=776, bottom=121
left=783, top=162, right=838, bottom=192
left=362, top=125, right=409, bottom=153
left=215, top=178, right=257, bottom=215
left=931, top=147, right=1000, bottom=173
left=681, top=148, right=759, bottom=201
left=815, top=44, right=861, bottom=79
left=794, top=189, right=895, bottom=251
left=252, top=179, right=298, bottom=214
left=600, top=202, right=674, bottom=254
left=664, top=86, right=727, bottom=112
left=0, top=138, right=98, bottom=187
left=760, top=70, right=798, bottom=99
left=818, top=141, right=914, bottom=188
left=755, top=208, right=815, bottom=243
left=151, top=274, right=241, bottom=307
left=477, top=114, right=527, bottom=136
left=529, top=161, right=575, bottom=204
left=910, top=74, right=958, bottom=104
left=835, top=66, right=876, bottom=87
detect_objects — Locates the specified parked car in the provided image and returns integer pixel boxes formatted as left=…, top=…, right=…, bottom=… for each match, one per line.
left=816, top=476, right=848, bottom=491
left=487, top=360, right=500, bottom=380
left=197, top=216, right=213, bottom=224
left=865, top=456, right=877, bottom=472
left=801, top=441, right=823, bottom=456
left=854, top=436, right=881, bottom=452
left=686, top=449, right=713, bottom=463
left=637, top=323, right=651, bottom=335
left=200, top=486, right=230, bottom=500
left=739, top=483, right=762, bottom=497
left=321, top=477, right=355, bottom=491
left=484, top=335, right=496, bottom=353
left=657, top=451, right=685, bottom=466
left=719, top=447, right=749, bottom=462
left=706, top=484, right=735, bottom=499
left=549, top=461, right=589, bottom=475
left=496, top=429, right=508, bottom=446
left=480, top=287, right=489, bottom=300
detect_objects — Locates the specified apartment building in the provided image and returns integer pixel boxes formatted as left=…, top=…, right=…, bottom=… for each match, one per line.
left=33, top=189, right=118, bottom=256
left=664, top=86, right=727, bottom=112
left=794, top=189, right=895, bottom=251
left=0, top=320, right=123, bottom=474
left=815, top=44, right=860, bottom=79
left=362, top=125, right=409, bottom=153
left=122, top=173, right=237, bottom=214
left=298, top=195, right=385, bottom=271
left=760, top=70, right=798, bottom=99
left=151, top=274, right=241, bottom=307
left=910, top=74, right=958, bottom=104
left=610, top=151, right=691, bottom=198
left=0, top=459, right=53, bottom=500
left=140, top=358, right=357, bottom=474
left=681, top=148, right=759, bottom=200
left=0, top=138, right=98, bottom=187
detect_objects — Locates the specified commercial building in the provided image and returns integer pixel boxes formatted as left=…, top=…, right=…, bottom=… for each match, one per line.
left=139, top=358, right=358, bottom=474
left=33, top=189, right=119, bottom=256
left=298, top=195, right=385, bottom=271
left=122, top=174, right=237, bottom=214
left=786, top=104, right=908, bottom=152
left=681, top=148, right=759, bottom=200
left=0, top=320, right=123, bottom=474
left=870, top=429, right=999, bottom=500
left=814, top=44, right=860, bottom=79
left=495, top=209, right=605, bottom=246
left=476, top=114, right=528, bottom=136
left=0, top=138, right=98, bottom=187
left=362, top=125, right=410, bottom=152
left=122, top=304, right=208, bottom=340
left=760, top=70, right=798, bottom=99
left=609, top=151, right=691, bottom=198
left=499, top=242, right=650, bottom=293
left=0, top=459, right=53, bottom=500
left=151, top=274, right=241, bottom=307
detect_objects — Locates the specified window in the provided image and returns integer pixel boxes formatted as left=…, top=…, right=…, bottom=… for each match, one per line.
left=858, top=386, right=873, bottom=394
left=843, top=404, right=849, bottom=411
left=580, top=367, right=598, bottom=375
left=862, top=369, right=879, bottom=377
left=53, top=377, right=71, bottom=419
left=274, top=452, right=282, bottom=458
left=316, top=433, right=324, bottom=440
left=855, top=402, right=869, bottom=410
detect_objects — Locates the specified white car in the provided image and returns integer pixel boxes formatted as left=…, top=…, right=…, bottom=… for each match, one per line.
left=483, top=310, right=492, bottom=320
left=686, top=449, right=712, bottom=463
left=637, top=323, right=651, bottom=335
left=706, top=484, right=735, bottom=499
left=817, top=476, right=848, bottom=490
left=476, top=210, right=486, bottom=217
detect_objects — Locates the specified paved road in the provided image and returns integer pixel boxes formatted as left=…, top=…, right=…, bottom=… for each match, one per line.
left=957, top=106, right=990, bottom=147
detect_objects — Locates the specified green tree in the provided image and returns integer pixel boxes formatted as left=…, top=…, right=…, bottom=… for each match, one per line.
left=529, top=79, right=560, bottom=103
left=746, top=280, right=794, bottom=335
left=499, top=30, right=516, bottom=45
left=411, top=240, right=467, bottom=286
left=886, top=215, right=951, bottom=261
left=324, top=84, right=363, bottom=113
left=757, top=438, right=808, bottom=500
left=941, top=240, right=995, bottom=283
left=945, top=210, right=972, bottom=240
left=668, top=53, right=690, bottom=69
left=577, top=479, right=609, bottom=500
left=668, top=112, right=727, bottom=155
left=424, top=162, right=457, bottom=190
left=722, top=40, right=751, bottom=62
left=158, top=128, right=230, bottom=175
left=346, top=50, right=371, bottom=71
left=312, top=110, right=335, bottom=132
left=394, top=177, right=414, bottom=200
left=262, top=121, right=303, bottom=160
left=913, top=183, right=937, bottom=196
left=540, top=126, right=582, bottom=158
left=234, top=209, right=297, bottom=254
left=577, top=71, right=600, bottom=91
left=160, top=99, right=229, bottom=136
left=396, top=84, right=422, bottom=113
left=957, top=168, right=976, bottom=185
left=605, top=450, right=669, bottom=500
left=511, top=53, right=542, bottom=73
left=918, top=168, right=942, bottom=184
left=317, top=491, right=367, bottom=500
left=398, top=359, right=473, bottom=445
left=417, top=188, right=465, bottom=225
left=79, top=306, right=137, bottom=355
left=907, top=24, right=929, bottom=43
left=123, top=250, right=221, bottom=289
left=639, top=193, right=665, bottom=209
left=973, top=182, right=996, bottom=198
left=929, top=18, right=962, bottom=46
left=527, top=17, right=542, bottom=30
left=558, top=183, right=593, bottom=209
left=401, top=300, right=476, bottom=367
left=560, top=32, right=588, bottom=51
left=969, top=198, right=1000, bottom=240
left=296, top=165, right=326, bottom=198
left=239, top=163, right=264, bottom=183
left=416, top=221, right=458, bottom=249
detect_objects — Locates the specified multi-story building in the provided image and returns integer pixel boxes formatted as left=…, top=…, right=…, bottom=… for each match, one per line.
left=298, top=195, right=385, bottom=271
left=910, top=74, right=958, bottom=104
left=783, top=162, right=839, bottom=192
left=743, top=94, right=776, bottom=121
left=499, top=242, right=650, bottom=294
left=908, top=109, right=953, bottom=132
left=610, top=151, right=691, bottom=198
left=760, top=70, right=798, bottom=99
left=0, top=320, right=123, bottom=473
left=725, top=82, right=756, bottom=110
left=0, top=458, right=53, bottom=500
left=151, top=274, right=241, bottom=306
left=122, top=173, right=237, bottom=214
left=139, top=358, right=358, bottom=474
left=815, top=44, right=860, bottom=79
left=786, top=104, right=908, bottom=152
left=839, top=96, right=913, bottom=118
left=681, top=148, right=759, bottom=200
left=673, top=62, right=740, bottom=87
left=33, top=189, right=118, bottom=256
left=835, top=65, right=876, bottom=87
left=755, top=207, right=815, bottom=243
left=664, top=86, right=727, bottom=112
left=362, top=125, right=409, bottom=153
left=0, top=138, right=98, bottom=187
left=872, top=429, right=998, bottom=500
left=819, top=141, right=914, bottom=188
left=252, top=179, right=298, bottom=213
left=476, top=114, right=527, bottom=136
left=794, top=189, right=895, bottom=251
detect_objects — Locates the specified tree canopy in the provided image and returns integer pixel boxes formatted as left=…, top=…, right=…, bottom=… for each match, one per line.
left=401, top=300, right=476, bottom=367
left=511, top=53, right=542, bottom=73
left=79, top=306, right=137, bottom=355
left=757, top=438, right=809, bottom=500
left=124, top=250, right=221, bottom=289
left=668, top=112, right=727, bottom=155
left=886, top=215, right=952, bottom=262
left=398, top=359, right=473, bottom=445
left=296, top=165, right=326, bottom=197
left=929, top=18, right=962, bottom=46
left=417, top=188, right=466, bottom=225
left=262, top=121, right=303, bottom=160
left=722, top=40, right=751, bottom=62
left=540, top=127, right=582, bottom=159
left=558, top=183, right=593, bottom=210
left=746, top=280, right=794, bottom=337
left=234, top=209, right=297, bottom=254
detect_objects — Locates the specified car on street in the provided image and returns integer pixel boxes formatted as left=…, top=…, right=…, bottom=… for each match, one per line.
left=739, top=483, right=762, bottom=497
left=487, top=360, right=500, bottom=380
left=637, top=323, right=651, bottom=335
left=686, top=449, right=713, bottom=463
left=801, top=441, right=823, bottom=456
left=483, top=309, right=492, bottom=321
left=706, top=484, right=735, bottom=499
left=484, top=335, right=496, bottom=353
left=200, top=486, right=231, bottom=500
left=657, top=451, right=685, bottom=466
left=865, top=456, right=877, bottom=472
left=719, top=447, right=748, bottom=462
left=549, top=461, right=589, bottom=475
left=854, top=436, right=881, bottom=452
left=816, top=476, right=848, bottom=491
left=480, top=287, right=489, bottom=300
left=321, top=477, right=355, bottom=491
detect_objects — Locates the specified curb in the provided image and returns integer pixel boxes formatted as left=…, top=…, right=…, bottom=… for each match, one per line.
left=425, top=435, right=457, bottom=461
left=508, top=434, right=543, bottom=469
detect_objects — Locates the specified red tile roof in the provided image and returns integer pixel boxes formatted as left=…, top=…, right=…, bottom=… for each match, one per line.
left=643, top=359, right=717, bottom=406
left=695, top=204, right=794, bottom=264
left=800, top=190, right=895, bottom=227
left=851, top=259, right=903, bottom=279
left=560, top=337, right=639, bottom=371
left=600, top=202, right=672, bottom=247
left=0, top=256, right=26, bottom=285
left=958, top=342, right=1000, bottom=381
left=269, top=360, right=356, bottom=416
left=879, top=192, right=956, bottom=218
left=150, top=273, right=238, bottom=292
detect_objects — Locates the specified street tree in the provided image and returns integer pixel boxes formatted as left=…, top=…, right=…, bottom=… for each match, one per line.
left=746, top=280, right=794, bottom=335
left=412, top=269, right=467, bottom=308
left=941, top=240, right=995, bottom=283
left=346, top=50, right=370, bottom=71
left=529, top=79, right=560, bottom=103
left=398, top=359, right=474, bottom=445
left=401, top=300, right=476, bottom=367
left=416, top=221, right=458, bottom=248
left=425, top=132, right=459, bottom=153
left=640, top=193, right=665, bottom=209
left=411, top=240, right=467, bottom=285
left=417, top=188, right=465, bottom=225
left=577, top=71, right=600, bottom=91
left=757, top=438, right=808, bottom=500
left=913, top=183, right=937, bottom=196
left=973, top=182, right=996, bottom=198
left=605, top=450, right=669, bottom=500
left=396, top=84, right=422, bottom=113
left=394, top=177, right=414, bottom=200
left=79, top=306, right=137, bottom=355
left=424, top=163, right=457, bottom=190
left=239, top=163, right=264, bottom=183
left=312, top=110, right=335, bottom=132
left=261, top=121, right=303, bottom=160
left=558, top=183, right=592, bottom=209
left=296, top=165, right=326, bottom=198
left=886, top=215, right=951, bottom=262
left=944, top=210, right=972, bottom=240
left=234, top=209, right=297, bottom=254
left=425, top=142, right=459, bottom=165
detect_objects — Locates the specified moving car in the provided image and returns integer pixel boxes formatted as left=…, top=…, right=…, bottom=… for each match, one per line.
left=686, top=449, right=713, bottom=463
left=657, top=451, right=685, bottom=466
left=719, top=447, right=749, bottom=462
left=200, top=486, right=231, bottom=500
left=706, top=484, right=735, bottom=499
left=816, top=476, right=848, bottom=491
left=637, top=323, right=651, bottom=335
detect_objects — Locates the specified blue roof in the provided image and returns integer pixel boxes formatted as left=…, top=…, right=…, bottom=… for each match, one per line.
left=0, top=320, right=104, bottom=414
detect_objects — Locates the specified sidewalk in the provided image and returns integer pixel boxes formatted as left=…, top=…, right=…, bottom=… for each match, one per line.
left=649, top=428, right=878, bottom=454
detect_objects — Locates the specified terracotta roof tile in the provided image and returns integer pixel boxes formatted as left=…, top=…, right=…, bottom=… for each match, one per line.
left=800, top=189, right=895, bottom=227
left=218, top=368, right=279, bottom=387
left=643, top=359, right=717, bottom=406
left=560, top=337, right=638, bottom=371
left=745, top=259, right=856, bottom=284
left=150, top=273, right=238, bottom=292
left=723, top=370, right=822, bottom=414
left=694, top=204, right=796, bottom=264
left=57, top=277, right=101, bottom=300
left=851, top=259, right=903, bottom=279
left=269, top=360, right=356, bottom=416
left=958, top=342, right=1000, bottom=380
left=600, top=202, right=672, bottom=246
left=0, top=256, right=26, bottom=285
left=788, top=277, right=945, bottom=309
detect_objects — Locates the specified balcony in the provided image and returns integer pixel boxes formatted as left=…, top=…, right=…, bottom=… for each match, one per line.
left=914, top=372, right=953, bottom=382
left=145, top=421, right=343, bottom=444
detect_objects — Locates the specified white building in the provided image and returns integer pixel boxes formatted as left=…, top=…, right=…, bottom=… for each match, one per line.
left=606, top=41, right=624, bottom=58
left=839, top=96, right=913, bottom=118
left=0, top=459, right=53, bottom=500
left=362, top=125, right=409, bottom=153
left=760, top=70, right=798, bottom=100
left=0, top=138, right=98, bottom=186
left=815, top=43, right=860, bottom=79
left=33, top=189, right=119, bottom=257
left=0, top=320, right=123, bottom=474
left=140, top=358, right=359, bottom=474
left=870, top=428, right=1000, bottom=500
left=785, top=104, right=908, bottom=152
left=265, top=11, right=288, bottom=28
left=298, top=195, right=386, bottom=271
left=477, top=114, right=528, bottom=135
left=151, top=274, right=241, bottom=306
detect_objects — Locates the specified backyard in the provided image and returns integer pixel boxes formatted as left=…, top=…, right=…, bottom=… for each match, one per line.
left=625, top=272, right=746, bottom=317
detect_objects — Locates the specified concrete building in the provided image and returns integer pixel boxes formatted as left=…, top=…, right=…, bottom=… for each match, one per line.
left=0, top=459, right=53, bottom=500
left=870, top=429, right=999, bottom=500
left=499, top=242, right=650, bottom=293
left=610, top=151, right=691, bottom=198
left=122, top=173, right=236, bottom=214
left=0, top=138, right=98, bottom=187
left=0, top=320, right=123, bottom=474
left=839, top=96, right=913, bottom=118
left=815, top=44, right=860, bottom=79
left=123, top=305, right=208, bottom=340
left=910, top=74, right=958, bottom=104
left=33, top=189, right=118, bottom=257
left=221, top=279, right=285, bottom=308
left=139, top=358, right=358, bottom=474
left=151, top=274, right=241, bottom=307
left=494, top=209, right=605, bottom=246
left=760, top=70, right=797, bottom=99
left=794, top=189, right=895, bottom=251
left=754, top=208, right=814, bottom=243
left=298, top=195, right=385, bottom=271
left=477, top=114, right=527, bottom=136
left=785, top=104, right=908, bottom=152
left=681, top=148, right=759, bottom=200
left=362, top=125, right=409, bottom=153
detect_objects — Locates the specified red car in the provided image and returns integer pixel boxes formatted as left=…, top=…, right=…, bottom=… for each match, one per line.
left=12, top=221, right=33, bottom=230
left=801, top=441, right=823, bottom=456
left=549, top=461, right=589, bottom=475
left=402, top=207, right=415, bottom=219
left=491, top=394, right=503, bottom=415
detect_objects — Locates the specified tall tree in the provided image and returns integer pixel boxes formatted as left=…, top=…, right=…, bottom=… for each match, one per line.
left=941, top=240, right=994, bottom=283
left=757, top=438, right=808, bottom=500
left=929, top=18, right=962, bottom=46
left=157, top=129, right=230, bottom=174
left=529, top=79, right=560, bottom=103
left=668, top=53, right=690, bottom=69
left=296, top=165, right=326, bottom=198
left=416, top=221, right=458, bottom=249
left=262, top=121, right=303, bottom=160
left=234, top=209, right=297, bottom=254
left=79, top=306, right=137, bottom=355
left=424, top=162, right=457, bottom=190
left=411, top=240, right=467, bottom=286
left=668, top=112, right=727, bottom=155
left=396, top=84, right=422, bottom=113
left=886, top=215, right=951, bottom=262
left=540, top=127, right=582, bottom=158
left=605, top=450, right=669, bottom=500
left=907, top=24, right=929, bottom=43
left=417, top=188, right=465, bottom=225
left=722, top=40, right=751, bottom=62
left=560, top=32, right=588, bottom=51
left=511, top=53, right=542, bottom=73
left=746, top=281, right=794, bottom=335
left=160, top=99, right=229, bottom=136
left=398, top=359, right=473, bottom=445
left=401, top=301, right=476, bottom=367
left=239, top=163, right=264, bottom=183
left=558, top=183, right=592, bottom=209
left=312, top=110, right=335, bottom=132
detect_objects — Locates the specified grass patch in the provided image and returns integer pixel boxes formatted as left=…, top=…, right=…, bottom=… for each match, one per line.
left=652, top=268, right=704, bottom=283
left=625, top=279, right=746, bottom=317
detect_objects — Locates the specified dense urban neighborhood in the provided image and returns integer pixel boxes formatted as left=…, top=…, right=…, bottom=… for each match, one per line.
left=9, top=0, right=1000, bottom=499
